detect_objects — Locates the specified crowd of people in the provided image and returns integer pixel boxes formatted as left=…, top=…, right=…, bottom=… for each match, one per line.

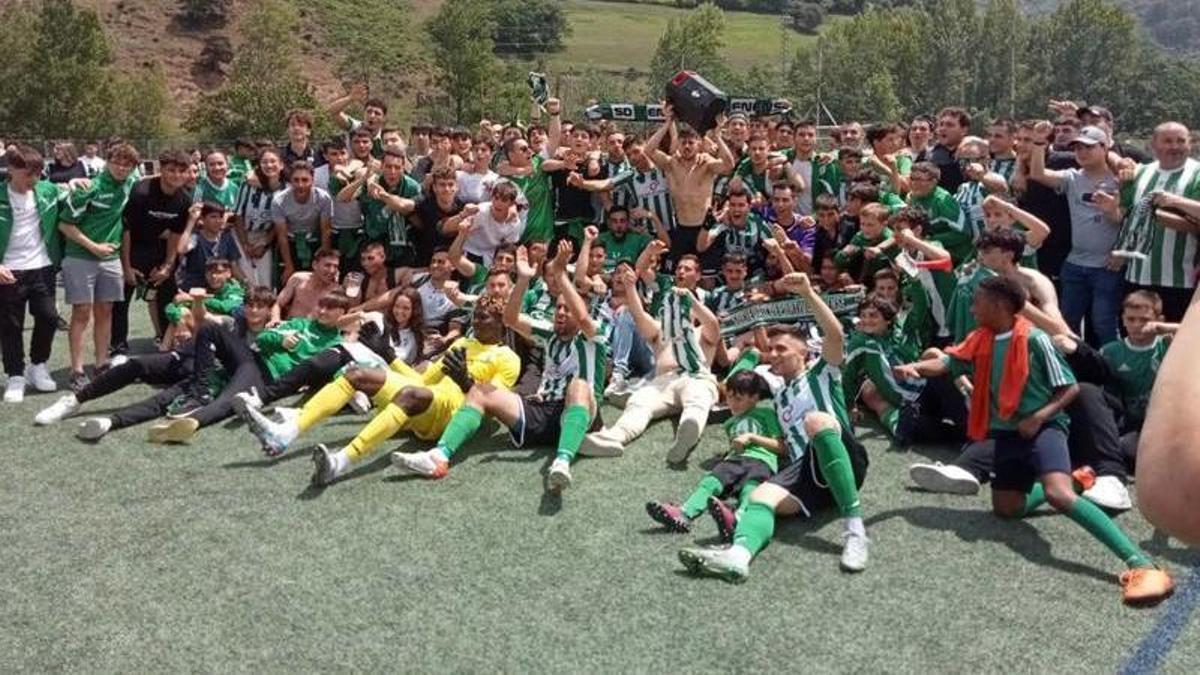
left=2, top=84, right=1199, bottom=607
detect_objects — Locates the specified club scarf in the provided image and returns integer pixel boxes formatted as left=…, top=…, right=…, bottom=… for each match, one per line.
left=945, top=316, right=1032, bottom=441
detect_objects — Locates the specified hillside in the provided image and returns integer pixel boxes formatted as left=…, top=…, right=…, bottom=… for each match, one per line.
left=81, top=0, right=822, bottom=128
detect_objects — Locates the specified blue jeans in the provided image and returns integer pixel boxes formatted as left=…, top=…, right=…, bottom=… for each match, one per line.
left=609, top=307, right=654, bottom=379
left=1060, top=261, right=1121, bottom=346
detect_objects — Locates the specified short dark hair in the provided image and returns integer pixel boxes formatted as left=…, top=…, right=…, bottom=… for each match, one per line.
left=889, top=206, right=930, bottom=233
left=938, top=106, right=971, bottom=128
left=847, top=184, right=879, bottom=204
left=837, top=146, right=863, bottom=161
left=725, top=370, right=772, bottom=400
left=858, top=293, right=898, bottom=324
left=365, top=98, right=388, bottom=114
left=288, top=160, right=315, bottom=178
left=285, top=109, right=313, bottom=130
left=491, top=180, right=519, bottom=202
left=766, top=324, right=806, bottom=341
left=158, top=149, right=191, bottom=169
left=977, top=275, right=1027, bottom=313
left=430, top=167, right=456, bottom=184
left=318, top=289, right=354, bottom=310
left=246, top=286, right=277, bottom=307
left=911, top=161, right=941, bottom=181
left=351, top=127, right=374, bottom=140
left=205, top=257, right=232, bottom=270
left=322, top=137, right=347, bottom=153
left=5, top=145, right=43, bottom=173
left=866, top=123, right=903, bottom=146
left=381, top=147, right=406, bottom=162
left=361, top=241, right=387, bottom=257
left=814, top=194, right=840, bottom=212
left=199, top=201, right=225, bottom=217
left=977, top=229, right=1024, bottom=264
left=313, top=247, right=340, bottom=263
left=723, top=252, right=749, bottom=268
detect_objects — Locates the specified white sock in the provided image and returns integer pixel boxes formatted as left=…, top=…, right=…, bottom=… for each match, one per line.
left=331, top=448, right=352, bottom=474
left=844, top=517, right=866, bottom=537
left=728, top=544, right=753, bottom=567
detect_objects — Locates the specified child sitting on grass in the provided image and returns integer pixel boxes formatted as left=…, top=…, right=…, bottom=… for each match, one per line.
left=645, top=369, right=782, bottom=542
left=162, top=258, right=245, bottom=343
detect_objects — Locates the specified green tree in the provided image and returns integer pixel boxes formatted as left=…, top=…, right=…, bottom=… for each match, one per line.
left=788, top=2, right=825, bottom=34
left=426, top=0, right=498, bottom=124
left=647, top=3, right=728, bottom=96
left=491, top=0, right=571, bottom=56
left=974, top=0, right=1026, bottom=119
left=186, top=0, right=320, bottom=139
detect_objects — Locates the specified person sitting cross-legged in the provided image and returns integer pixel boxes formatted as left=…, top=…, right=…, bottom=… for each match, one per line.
left=391, top=245, right=607, bottom=495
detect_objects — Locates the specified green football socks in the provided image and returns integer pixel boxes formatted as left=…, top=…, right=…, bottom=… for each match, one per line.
left=732, top=501, right=776, bottom=557
left=681, top=475, right=723, bottom=518
left=813, top=428, right=862, bottom=518
left=555, top=404, right=591, bottom=463
left=435, top=406, right=483, bottom=460
left=1067, top=497, right=1153, bottom=569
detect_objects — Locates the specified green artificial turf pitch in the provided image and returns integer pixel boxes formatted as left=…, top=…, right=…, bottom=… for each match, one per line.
left=1, top=300, right=1198, bottom=672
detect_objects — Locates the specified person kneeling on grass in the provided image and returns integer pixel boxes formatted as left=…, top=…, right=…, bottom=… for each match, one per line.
left=646, top=369, right=782, bottom=540
left=893, top=275, right=1174, bottom=606
left=678, top=272, right=872, bottom=580
left=391, top=246, right=606, bottom=495
left=147, top=289, right=350, bottom=443
left=236, top=294, right=519, bottom=487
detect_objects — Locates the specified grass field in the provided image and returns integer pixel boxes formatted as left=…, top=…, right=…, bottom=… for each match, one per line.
left=1, top=296, right=1199, bottom=671
left=555, top=0, right=826, bottom=73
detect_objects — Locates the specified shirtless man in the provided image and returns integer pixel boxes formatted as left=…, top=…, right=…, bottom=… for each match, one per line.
left=357, top=240, right=407, bottom=307
left=644, top=102, right=736, bottom=264
left=274, top=247, right=342, bottom=321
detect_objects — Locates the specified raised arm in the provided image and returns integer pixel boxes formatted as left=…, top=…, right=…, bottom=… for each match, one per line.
left=644, top=106, right=675, bottom=168
left=617, top=266, right=660, bottom=343
left=447, top=218, right=478, bottom=278
left=779, top=272, right=844, bottom=365
left=545, top=98, right=562, bottom=156
left=988, top=195, right=1049, bottom=247
left=328, top=83, right=367, bottom=131
left=503, top=247, right=537, bottom=340
left=1026, top=131, right=1067, bottom=189
left=686, top=287, right=721, bottom=346
left=555, top=262, right=598, bottom=339
left=709, top=120, right=736, bottom=175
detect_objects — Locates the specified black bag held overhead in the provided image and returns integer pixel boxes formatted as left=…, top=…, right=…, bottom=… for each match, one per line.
left=665, top=71, right=728, bottom=134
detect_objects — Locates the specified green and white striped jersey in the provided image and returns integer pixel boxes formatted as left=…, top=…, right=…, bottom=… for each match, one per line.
left=709, top=213, right=773, bottom=264
left=531, top=323, right=608, bottom=401
left=1121, top=158, right=1200, bottom=288
left=604, top=155, right=634, bottom=210
left=656, top=289, right=709, bottom=376
left=843, top=331, right=924, bottom=409
left=630, top=167, right=676, bottom=233
left=767, top=359, right=851, bottom=463
left=706, top=284, right=749, bottom=316
left=991, top=156, right=1017, bottom=187
left=955, top=180, right=988, bottom=241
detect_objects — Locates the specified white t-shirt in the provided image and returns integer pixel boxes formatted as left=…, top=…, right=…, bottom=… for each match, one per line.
left=456, top=169, right=498, bottom=204
left=3, top=186, right=51, bottom=270
left=463, top=202, right=524, bottom=265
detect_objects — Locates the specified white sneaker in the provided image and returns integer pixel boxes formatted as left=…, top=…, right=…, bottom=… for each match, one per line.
left=390, top=448, right=449, bottom=479
left=4, top=375, right=26, bottom=403
left=604, top=373, right=628, bottom=399
left=109, top=354, right=129, bottom=368
left=232, top=388, right=263, bottom=413
left=348, top=390, right=372, bottom=415
left=1083, top=475, right=1133, bottom=511
left=578, top=430, right=624, bottom=458
left=677, top=545, right=750, bottom=583
left=35, top=394, right=80, bottom=425
left=243, top=405, right=299, bottom=457
left=25, top=363, right=57, bottom=392
left=840, top=530, right=870, bottom=572
left=909, top=462, right=981, bottom=495
left=545, top=459, right=573, bottom=494
left=76, top=417, right=112, bottom=440
left=666, top=417, right=702, bottom=464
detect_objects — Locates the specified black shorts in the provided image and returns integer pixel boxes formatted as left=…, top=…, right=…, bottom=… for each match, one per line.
left=766, top=429, right=869, bottom=518
left=509, top=397, right=603, bottom=449
left=991, top=426, right=1071, bottom=493
left=710, top=455, right=775, bottom=497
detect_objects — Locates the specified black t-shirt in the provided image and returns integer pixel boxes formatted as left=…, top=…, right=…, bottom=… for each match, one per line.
left=123, top=177, right=192, bottom=269
left=1018, top=149, right=1077, bottom=280
left=550, top=161, right=608, bottom=221
left=927, top=144, right=964, bottom=193
left=45, top=160, right=87, bottom=184
left=414, top=197, right=464, bottom=265
left=279, top=143, right=324, bottom=169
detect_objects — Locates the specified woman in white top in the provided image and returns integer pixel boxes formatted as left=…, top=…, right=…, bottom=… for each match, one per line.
left=455, top=137, right=499, bottom=204
left=385, top=287, right=426, bottom=366
left=232, top=149, right=286, bottom=289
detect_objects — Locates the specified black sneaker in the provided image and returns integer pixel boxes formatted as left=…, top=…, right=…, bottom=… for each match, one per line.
left=893, top=401, right=921, bottom=449
left=166, top=393, right=211, bottom=418
left=69, top=371, right=90, bottom=394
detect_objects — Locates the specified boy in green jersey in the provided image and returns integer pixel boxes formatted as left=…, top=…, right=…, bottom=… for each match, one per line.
left=895, top=276, right=1174, bottom=606
left=678, top=272, right=872, bottom=580
left=58, top=143, right=140, bottom=390
left=646, top=370, right=782, bottom=540
left=906, top=161, right=973, bottom=265
left=835, top=202, right=893, bottom=283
